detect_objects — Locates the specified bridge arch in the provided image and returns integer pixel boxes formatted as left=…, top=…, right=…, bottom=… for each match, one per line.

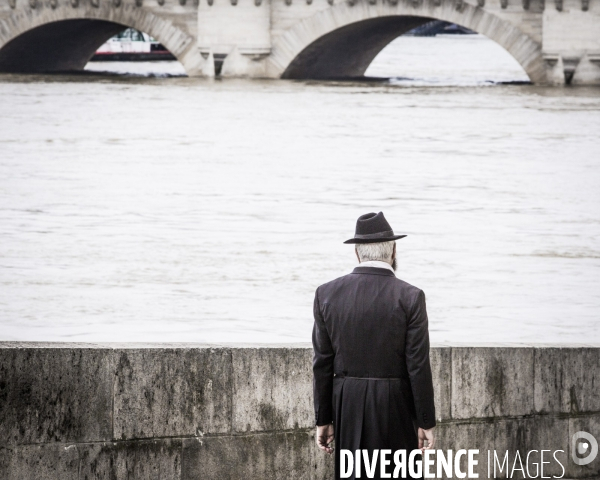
left=0, top=3, right=204, bottom=75
left=269, top=0, right=546, bottom=83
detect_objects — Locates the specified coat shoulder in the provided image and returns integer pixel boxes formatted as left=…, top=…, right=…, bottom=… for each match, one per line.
left=394, top=277, right=424, bottom=296
left=394, top=277, right=426, bottom=316
left=315, top=272, right=354, bottom=295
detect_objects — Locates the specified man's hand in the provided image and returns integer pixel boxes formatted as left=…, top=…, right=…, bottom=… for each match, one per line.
left=316, top=423, right=335, bottom=455
left=418, top=427, right=435, bottom=452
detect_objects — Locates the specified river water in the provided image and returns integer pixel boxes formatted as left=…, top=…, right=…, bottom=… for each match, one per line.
left=1, top=35, right=599, bottom=345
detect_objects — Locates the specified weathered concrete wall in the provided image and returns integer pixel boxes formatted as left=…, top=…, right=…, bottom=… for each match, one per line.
left=0, top=343, right=598, bottom=479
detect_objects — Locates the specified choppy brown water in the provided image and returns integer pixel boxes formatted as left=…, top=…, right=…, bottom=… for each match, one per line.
left=1, top=36, right=599, bottom=344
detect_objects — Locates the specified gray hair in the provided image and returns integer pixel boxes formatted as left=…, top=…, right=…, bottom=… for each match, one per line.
left=355, top=241, right=395, bottom=263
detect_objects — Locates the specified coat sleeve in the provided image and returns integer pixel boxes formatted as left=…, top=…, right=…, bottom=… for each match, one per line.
left=406, top=289, right=436, bottom=430
left=312, top=287, right=335, bottom=426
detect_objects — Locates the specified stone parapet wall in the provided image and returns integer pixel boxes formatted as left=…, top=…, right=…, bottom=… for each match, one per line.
left=0, top=343, right=598, bottom=479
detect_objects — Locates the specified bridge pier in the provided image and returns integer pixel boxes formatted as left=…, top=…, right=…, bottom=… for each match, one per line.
left=197, top=0, right=271, bottom=77
left=572, top=53, right=600, bottom=84
left=542, top=6, right=600, bottom=85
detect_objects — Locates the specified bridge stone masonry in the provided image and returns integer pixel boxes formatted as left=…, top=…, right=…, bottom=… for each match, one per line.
left=0, top=0, right=599, bottom=83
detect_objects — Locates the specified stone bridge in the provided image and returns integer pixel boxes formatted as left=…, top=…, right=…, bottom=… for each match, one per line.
left=0, top=0, right=598, bottom=83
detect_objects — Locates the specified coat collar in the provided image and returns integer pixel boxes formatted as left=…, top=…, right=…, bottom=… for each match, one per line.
left=352, top=266, right=395, bottom=277
left=356, top=260, right=394, bottom=272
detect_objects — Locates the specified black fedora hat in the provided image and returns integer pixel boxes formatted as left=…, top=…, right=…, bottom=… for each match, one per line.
left=344, top=212, right=406, bottom=244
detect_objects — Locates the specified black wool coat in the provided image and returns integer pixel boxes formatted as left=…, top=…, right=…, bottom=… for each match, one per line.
left=312, top=266, right=436, bottom=480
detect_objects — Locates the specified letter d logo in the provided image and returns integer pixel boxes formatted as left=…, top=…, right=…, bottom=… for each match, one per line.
left=572, top=432, right=598, bottom=466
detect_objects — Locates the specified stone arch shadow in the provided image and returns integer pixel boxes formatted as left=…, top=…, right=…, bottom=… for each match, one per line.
left=269, top=1, right=546, bottom=84
left=0, top=5, right=204, bottom=75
